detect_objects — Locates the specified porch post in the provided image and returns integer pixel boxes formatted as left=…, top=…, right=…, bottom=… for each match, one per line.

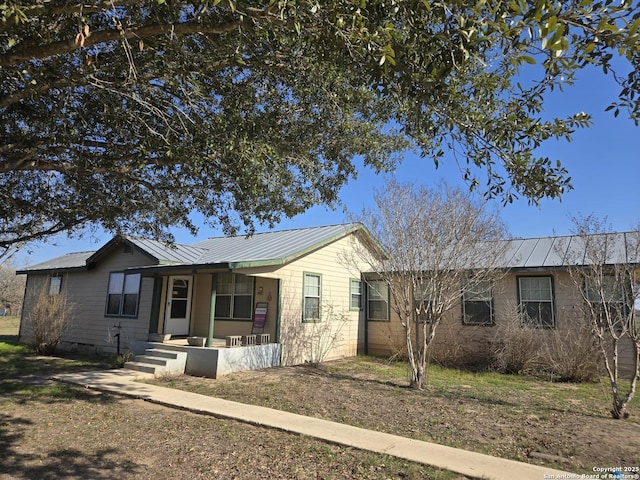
left=207, top=273, right=217, bottom=347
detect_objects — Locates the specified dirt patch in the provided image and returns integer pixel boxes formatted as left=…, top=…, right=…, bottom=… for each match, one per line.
left=155, top=359, right=640, bottom=474
left=0, top=383, right=453, bottom=479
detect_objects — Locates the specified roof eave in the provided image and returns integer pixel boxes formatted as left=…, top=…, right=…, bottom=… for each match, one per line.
left=16, top=266, right=89, bottom=275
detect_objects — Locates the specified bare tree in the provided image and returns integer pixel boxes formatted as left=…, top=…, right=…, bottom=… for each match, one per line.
left=345, top=180, right=508, bottom=389
left=563, top=215, right=640, bottom=419
left=0, top=260, right=25, bottom=316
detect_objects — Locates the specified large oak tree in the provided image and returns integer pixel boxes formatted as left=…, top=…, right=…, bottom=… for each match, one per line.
left=1, top=1, right=639, bottom=255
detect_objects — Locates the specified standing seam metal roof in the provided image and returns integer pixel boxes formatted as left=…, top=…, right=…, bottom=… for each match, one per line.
left=496, top=232, right=640, bottom=269
left=18, top=223, right=365, bottom=272
left=192, top=223, right=362, bottom=264
left=17, top=228, right=640, bottom=274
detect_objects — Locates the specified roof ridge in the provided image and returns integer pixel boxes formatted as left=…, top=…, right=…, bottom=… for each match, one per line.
left=197, top=222, right=358, bottom=241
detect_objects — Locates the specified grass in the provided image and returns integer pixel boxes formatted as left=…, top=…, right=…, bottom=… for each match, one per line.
left=0, top=318, right=459, bottom=479
left=154, top=355, right=640, bottom=473
left=2, top=316, right=639, bottom=476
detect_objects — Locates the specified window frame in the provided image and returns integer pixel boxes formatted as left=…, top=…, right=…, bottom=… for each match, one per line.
left=349, top=278, right=363, bottom=311
left=413, top=280, right=434, bottom=324
left=49, top=276, right=62, bottom=296
left=584, top=275, right=632, bottom=330
left=366, top=279, right=390, bottom=322
left=462, top=280, right=495, bottom=326
left=302, top=272, right=322, bottom=323
left=214, top=273, right=255, bottom=321
left=517, top=275, right=555, bottom=328
left=105, top=272, right=141, bottom=318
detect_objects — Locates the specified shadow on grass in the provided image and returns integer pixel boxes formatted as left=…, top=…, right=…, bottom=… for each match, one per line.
left=0, top=334, right=19, bottom=344
left=250, top=362, right=618, bottom=421
left=0, top=413, right=142, bottom=479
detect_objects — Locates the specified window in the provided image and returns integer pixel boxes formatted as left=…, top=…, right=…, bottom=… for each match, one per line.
left=106, top=272, right=141, bottom=317
left=462, top=280, right=494, bottom=325
left=349, top=279, right=362, bottom=311
left=413, top=280, right=434, bottom=323
left=215, top=273, right=254, bottom=320
left=366, top=280, right=389, bottom=321
left=49, top=276, right=62, bottom=296
left=303, top=273, right=321, bottom=322
left=518, top=276, right=554, bottom=328
left=584, top=275, right=631, bottom=330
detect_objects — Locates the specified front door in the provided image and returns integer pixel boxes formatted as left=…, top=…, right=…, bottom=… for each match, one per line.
left=164, top=276, right=193, bottom=336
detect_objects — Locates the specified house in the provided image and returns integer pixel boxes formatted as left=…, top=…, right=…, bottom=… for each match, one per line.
left=364, top=233, right=639, bottom=372
left=18, top=223, right=384, bottom=377
left=18, top=226, right=638, bottom=376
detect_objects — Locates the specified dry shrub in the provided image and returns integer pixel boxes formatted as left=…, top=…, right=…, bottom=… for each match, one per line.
left=539, top=315, right=600, bottom=383
left=491, top=311, right=543, bottom=375
left=428, top=322, right=493, bottom=370
left=27, top=284, right=75, bottom=355
left=280, top=303, right=348, bottom=366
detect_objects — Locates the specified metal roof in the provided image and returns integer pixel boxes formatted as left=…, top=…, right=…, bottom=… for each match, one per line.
left=497, top=232, right=640, bottom=269
left=192, top=223, right=363, bottom=265
left=16, top=251, right=95, bottom=274
left=124, top=236, right=206, bottom=264
left=17, top=223, right=370, bottom=273
left=17, top=227, right=640, bottom=275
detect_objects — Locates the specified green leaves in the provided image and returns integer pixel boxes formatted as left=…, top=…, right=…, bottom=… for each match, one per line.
left=0, top=0, right=638, bottom=246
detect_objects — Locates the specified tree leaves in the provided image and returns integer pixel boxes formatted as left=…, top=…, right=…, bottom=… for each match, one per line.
left=0, top=0, right=638, bottom=246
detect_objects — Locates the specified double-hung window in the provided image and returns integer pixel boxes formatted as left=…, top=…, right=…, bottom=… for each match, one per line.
left=349, top=279, right=362, bottom=311
left=106, top=272, right=141, bottom=317
left=303, top=273, right=321, bottom=322
left=518, top=276, right=555, bottom=328
left=462, top=280, right=494, bottom=325
left=366, top=280, right=389, bottom=321
left=215, top=273, right=254, bottom=320
left=585, top=275, right=630, bottom=330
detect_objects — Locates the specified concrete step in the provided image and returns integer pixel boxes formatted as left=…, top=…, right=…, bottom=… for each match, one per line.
left=145, top=348, right=181, bottom=359
left=135, top=355, right=171, bottom=366
left=124, top=361, right=163, bottom=375
left=125, top=348, right=187, bottom=377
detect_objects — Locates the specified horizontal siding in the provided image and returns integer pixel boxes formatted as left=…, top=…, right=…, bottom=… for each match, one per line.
left=368, top=271, right=638, bottom=373
left=240, top=232, right=371, bottom=365
left=20, top=248, right=157, bottom=353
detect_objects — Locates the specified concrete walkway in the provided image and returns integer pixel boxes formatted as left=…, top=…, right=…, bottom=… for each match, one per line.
left=53, top=370, right=575, bottom=480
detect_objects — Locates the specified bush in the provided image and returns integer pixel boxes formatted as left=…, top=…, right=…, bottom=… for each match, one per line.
left=491, top=313, right=543, bottom=375
left=27, top=284, right=75, bottom=355
left=539, top=316, right=600, bottom=383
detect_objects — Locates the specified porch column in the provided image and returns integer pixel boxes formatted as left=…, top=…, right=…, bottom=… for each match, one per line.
left=207, top=273, right=217, bottom=347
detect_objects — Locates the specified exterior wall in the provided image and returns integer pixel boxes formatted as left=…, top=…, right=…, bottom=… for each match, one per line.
left=240, top=232, right=372, bottom=366
left=20, top=247, right=157, bottom=354
left=188, top=274, right=278, bottom=341
left=366, top=270, right=637, bottom=372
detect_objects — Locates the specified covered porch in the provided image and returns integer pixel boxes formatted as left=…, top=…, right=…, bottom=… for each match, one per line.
left=128, top=264, right=283, bottom=378
left=129, top=338, right=282, bottom=378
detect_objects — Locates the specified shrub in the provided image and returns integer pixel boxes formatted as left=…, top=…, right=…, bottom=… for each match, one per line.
left=26, top=284, right=75, bottom=355
left=539, top=315, right=600, bottom=383
left=491, top=311, right=543, bottom=375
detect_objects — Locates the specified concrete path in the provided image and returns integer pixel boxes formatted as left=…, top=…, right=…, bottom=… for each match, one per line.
left=53, top=370, right=575, bottom=480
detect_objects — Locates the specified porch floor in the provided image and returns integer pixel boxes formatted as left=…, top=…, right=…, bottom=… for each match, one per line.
left=164, top=337, right=227, bottom=348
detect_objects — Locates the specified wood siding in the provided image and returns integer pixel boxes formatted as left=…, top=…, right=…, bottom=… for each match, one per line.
left=240, top=232, right=371, bottom=365
left=20, top=247, right=157, bottom=354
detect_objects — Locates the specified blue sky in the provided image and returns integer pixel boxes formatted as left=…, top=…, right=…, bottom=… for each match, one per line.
left=15, top=64, right=639, bottom=267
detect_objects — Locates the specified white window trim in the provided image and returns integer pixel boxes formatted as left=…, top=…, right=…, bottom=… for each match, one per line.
left=518, top=276, right=555, bottom=328
left=303, top=272, right=322, bottom=322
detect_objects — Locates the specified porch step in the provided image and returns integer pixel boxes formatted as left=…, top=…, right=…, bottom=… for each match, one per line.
left=124, top=348, right=187, bottom=377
